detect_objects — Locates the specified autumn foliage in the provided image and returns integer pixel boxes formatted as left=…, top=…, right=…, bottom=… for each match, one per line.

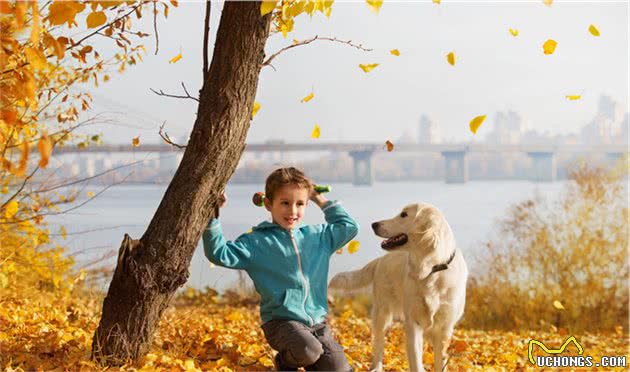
left=464, top=159, right=629, bottom=333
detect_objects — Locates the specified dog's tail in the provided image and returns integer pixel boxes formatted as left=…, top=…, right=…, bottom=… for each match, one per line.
left=329, top=259, right=379, bottom=291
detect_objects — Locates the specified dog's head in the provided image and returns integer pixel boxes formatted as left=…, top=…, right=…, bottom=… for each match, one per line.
left=371, top=203, right=450, bottom=254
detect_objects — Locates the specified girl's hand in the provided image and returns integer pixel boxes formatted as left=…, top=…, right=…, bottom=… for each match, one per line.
left=309, top=188, right=327, bottom=208
left=218, top=192, right=227, bottom=208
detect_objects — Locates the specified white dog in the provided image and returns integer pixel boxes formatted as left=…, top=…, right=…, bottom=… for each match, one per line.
left=329, top=203, right=468, bottom=372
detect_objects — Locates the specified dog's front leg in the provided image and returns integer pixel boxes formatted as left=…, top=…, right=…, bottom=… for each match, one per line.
left=404, top=319, right=424, bottom=372
left=369, top=309, right=392, bottom=372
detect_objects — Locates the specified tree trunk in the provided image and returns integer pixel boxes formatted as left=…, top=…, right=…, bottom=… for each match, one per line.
left=91, top=2, right=272, bottom=365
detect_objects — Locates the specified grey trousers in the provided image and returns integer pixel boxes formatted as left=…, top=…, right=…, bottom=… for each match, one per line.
left=262, top=319, right=352, bottom=371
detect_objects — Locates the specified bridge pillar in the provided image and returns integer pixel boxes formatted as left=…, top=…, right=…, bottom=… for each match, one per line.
left=79, top=156, right=96, bottom=177
left=528, top=152, right=556, bottom=182
left=349, top=150, right=374, bottom=186
left=441, top=151, right=468, bottom=183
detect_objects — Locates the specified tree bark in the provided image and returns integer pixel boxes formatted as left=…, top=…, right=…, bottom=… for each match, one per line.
left=91, top=2, right=272, bottom=365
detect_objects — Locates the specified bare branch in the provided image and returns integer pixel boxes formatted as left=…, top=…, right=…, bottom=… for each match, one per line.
left=149, top=82, right=200, bottom=102
left=203, top=0, right=211, bottom=77
left=159, top=122, right=186, bottom=149
left=262, top=35, right=373, bottom=68
left=153, top=0, right=159, bottom=55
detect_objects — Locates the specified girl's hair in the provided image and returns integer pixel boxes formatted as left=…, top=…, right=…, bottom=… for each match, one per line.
left=265, top=167, right=313, bottom=201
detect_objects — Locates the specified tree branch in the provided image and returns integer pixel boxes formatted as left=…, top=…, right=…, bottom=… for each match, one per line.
left=153, top=0, right=159, bottom=55
left=158, top=121, right=186, bottom=149
left=262, top=35, right=373, bottom=68
left=203, top=0, right=211, bottom=78
left=149, top=82, right=199, bottom=102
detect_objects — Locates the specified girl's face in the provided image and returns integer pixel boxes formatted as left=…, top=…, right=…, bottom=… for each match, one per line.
left=264, top=184, right=309, bottom=230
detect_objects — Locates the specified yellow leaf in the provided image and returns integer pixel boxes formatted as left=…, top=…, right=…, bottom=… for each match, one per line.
left=589, top=24, right=600, bottom=37
left=543, top=0, right=552, bottom=5
left=184, top=359, right=197, bottom=371
left=566, top=95, right=581, bottom=100
left=543, top=39, right=557, bottom=55
left=469, top=114, right=486, bottom=134
left=169, top=53, right=182, bottom=64
left=433, top=0, right=441, bottom=4
left=15, top=141, right=29, bottom=177
left=30, top=2, right=40, bottom=47
left=348, top=240, right=360, bottom=254
left=261, top=0, right=277, bottom=16
left=385, top=140, right=394, bottom=152
left=60, top=226, right=67, bottom=240
left=359, top=63, right=379, bottom=73
left=132, top=136, right=140, bottom=147
left=86, top=11, right=107, bottom=28
left=38, top=133, right=52, bottom=168
left=509, top=28, right=519, bottom=37
left=365, top=0, right=383, bottom=14
left=390, top=49, right=400, bottom=56
left=252, top=101, right=261, bottom=118
left=87, top=191, right=94, bottom=198
left=226, top=311, right=243, bottom=321
left=553, top=300, right=565, bottom=310
left=336, top=248, right=343, bottom=255
left=311, top=124, right=320, bottom=139
left=24, top=47, right=47, bottom=71
left=447, top=51, right=456, bottom=66
left=301, top=92, right=314, bottom=103
left=47, top=1, right=86, bottom=26
left=4, top=200, right=19, bottom=219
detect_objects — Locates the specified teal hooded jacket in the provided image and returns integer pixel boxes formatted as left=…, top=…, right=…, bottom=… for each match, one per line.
left=202, top=201, right=359, bottom=326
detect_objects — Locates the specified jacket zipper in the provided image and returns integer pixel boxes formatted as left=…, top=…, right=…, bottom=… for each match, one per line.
left=289, top=230, right=314, bottom=326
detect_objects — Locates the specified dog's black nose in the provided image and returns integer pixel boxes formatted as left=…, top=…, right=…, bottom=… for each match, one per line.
left=371, top=222, right=380, bottom=231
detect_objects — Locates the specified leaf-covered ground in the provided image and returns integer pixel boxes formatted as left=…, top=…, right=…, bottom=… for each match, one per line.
left=1, top=289, right=628, bottom=371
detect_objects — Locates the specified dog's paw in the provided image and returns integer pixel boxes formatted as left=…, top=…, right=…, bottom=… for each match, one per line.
left=328, top=273, right=348, bottom=289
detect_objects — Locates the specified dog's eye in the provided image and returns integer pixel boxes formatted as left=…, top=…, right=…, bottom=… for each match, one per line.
left=400, top=212, right=408, bottom=218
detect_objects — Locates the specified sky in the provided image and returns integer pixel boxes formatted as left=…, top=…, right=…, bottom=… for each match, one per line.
left=84, top=0, right=629, bottom=145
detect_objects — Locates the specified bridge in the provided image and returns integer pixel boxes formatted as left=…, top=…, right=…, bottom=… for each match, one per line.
left=55, top=142, right=627, bottom=184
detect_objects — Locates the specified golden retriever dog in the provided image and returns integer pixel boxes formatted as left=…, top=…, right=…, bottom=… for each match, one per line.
left=329, top=203, right=468, bottom=372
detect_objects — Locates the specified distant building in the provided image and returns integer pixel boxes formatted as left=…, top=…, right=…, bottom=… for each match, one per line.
left=485, top=110, right=523, bottom=144
left=580, top=95, right=626, bottom=145
left=417, top=115, right=441, bottom=144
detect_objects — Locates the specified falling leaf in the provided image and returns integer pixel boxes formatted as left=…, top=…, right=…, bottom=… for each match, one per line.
left=385, top=140, right=394, bottom=152
left=553, top=300, right=565, bottom=310
left=509, top=28, right=519, bottom=37
left=252, top=101, right=261, bottom=118
left=365, top=0, right=383, bottom=14
left=4, top=200, right=18, bottom=219
left=566, top=95, right=581, bottom=100
left=348, top=240, right=360, bottom=254
left=543, top=0, right=553, bottom=6
left=390, top=49, right=400, bottom=56
left=359, top=63, right=379, bottom=73
left=469, top=115, right=486, bottom=134
left=433, top=0, right=441, bottom=4
left=301, top=92, right=314, bottom=103
left=169, top=53, right=182, bottom=64
left=37, top=133, right=52, bottom=168
left=86, top=11, right=107, bottom=28
left=447, top=51, right=456, bottom=66
left=589, top=24, right=600, bottom=37
left=132, top=136, right=140, bottom=147
left=260, top=0, right=277, bottom=16
left=87, top=191, right=94, bottom=198
left=543, top=39, right=557, bottom=55
left=336, top=248, right=343, bottom=255
left=311, top=124, right=320, bottom=139
left=60, top=226, right=67, bottom=240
